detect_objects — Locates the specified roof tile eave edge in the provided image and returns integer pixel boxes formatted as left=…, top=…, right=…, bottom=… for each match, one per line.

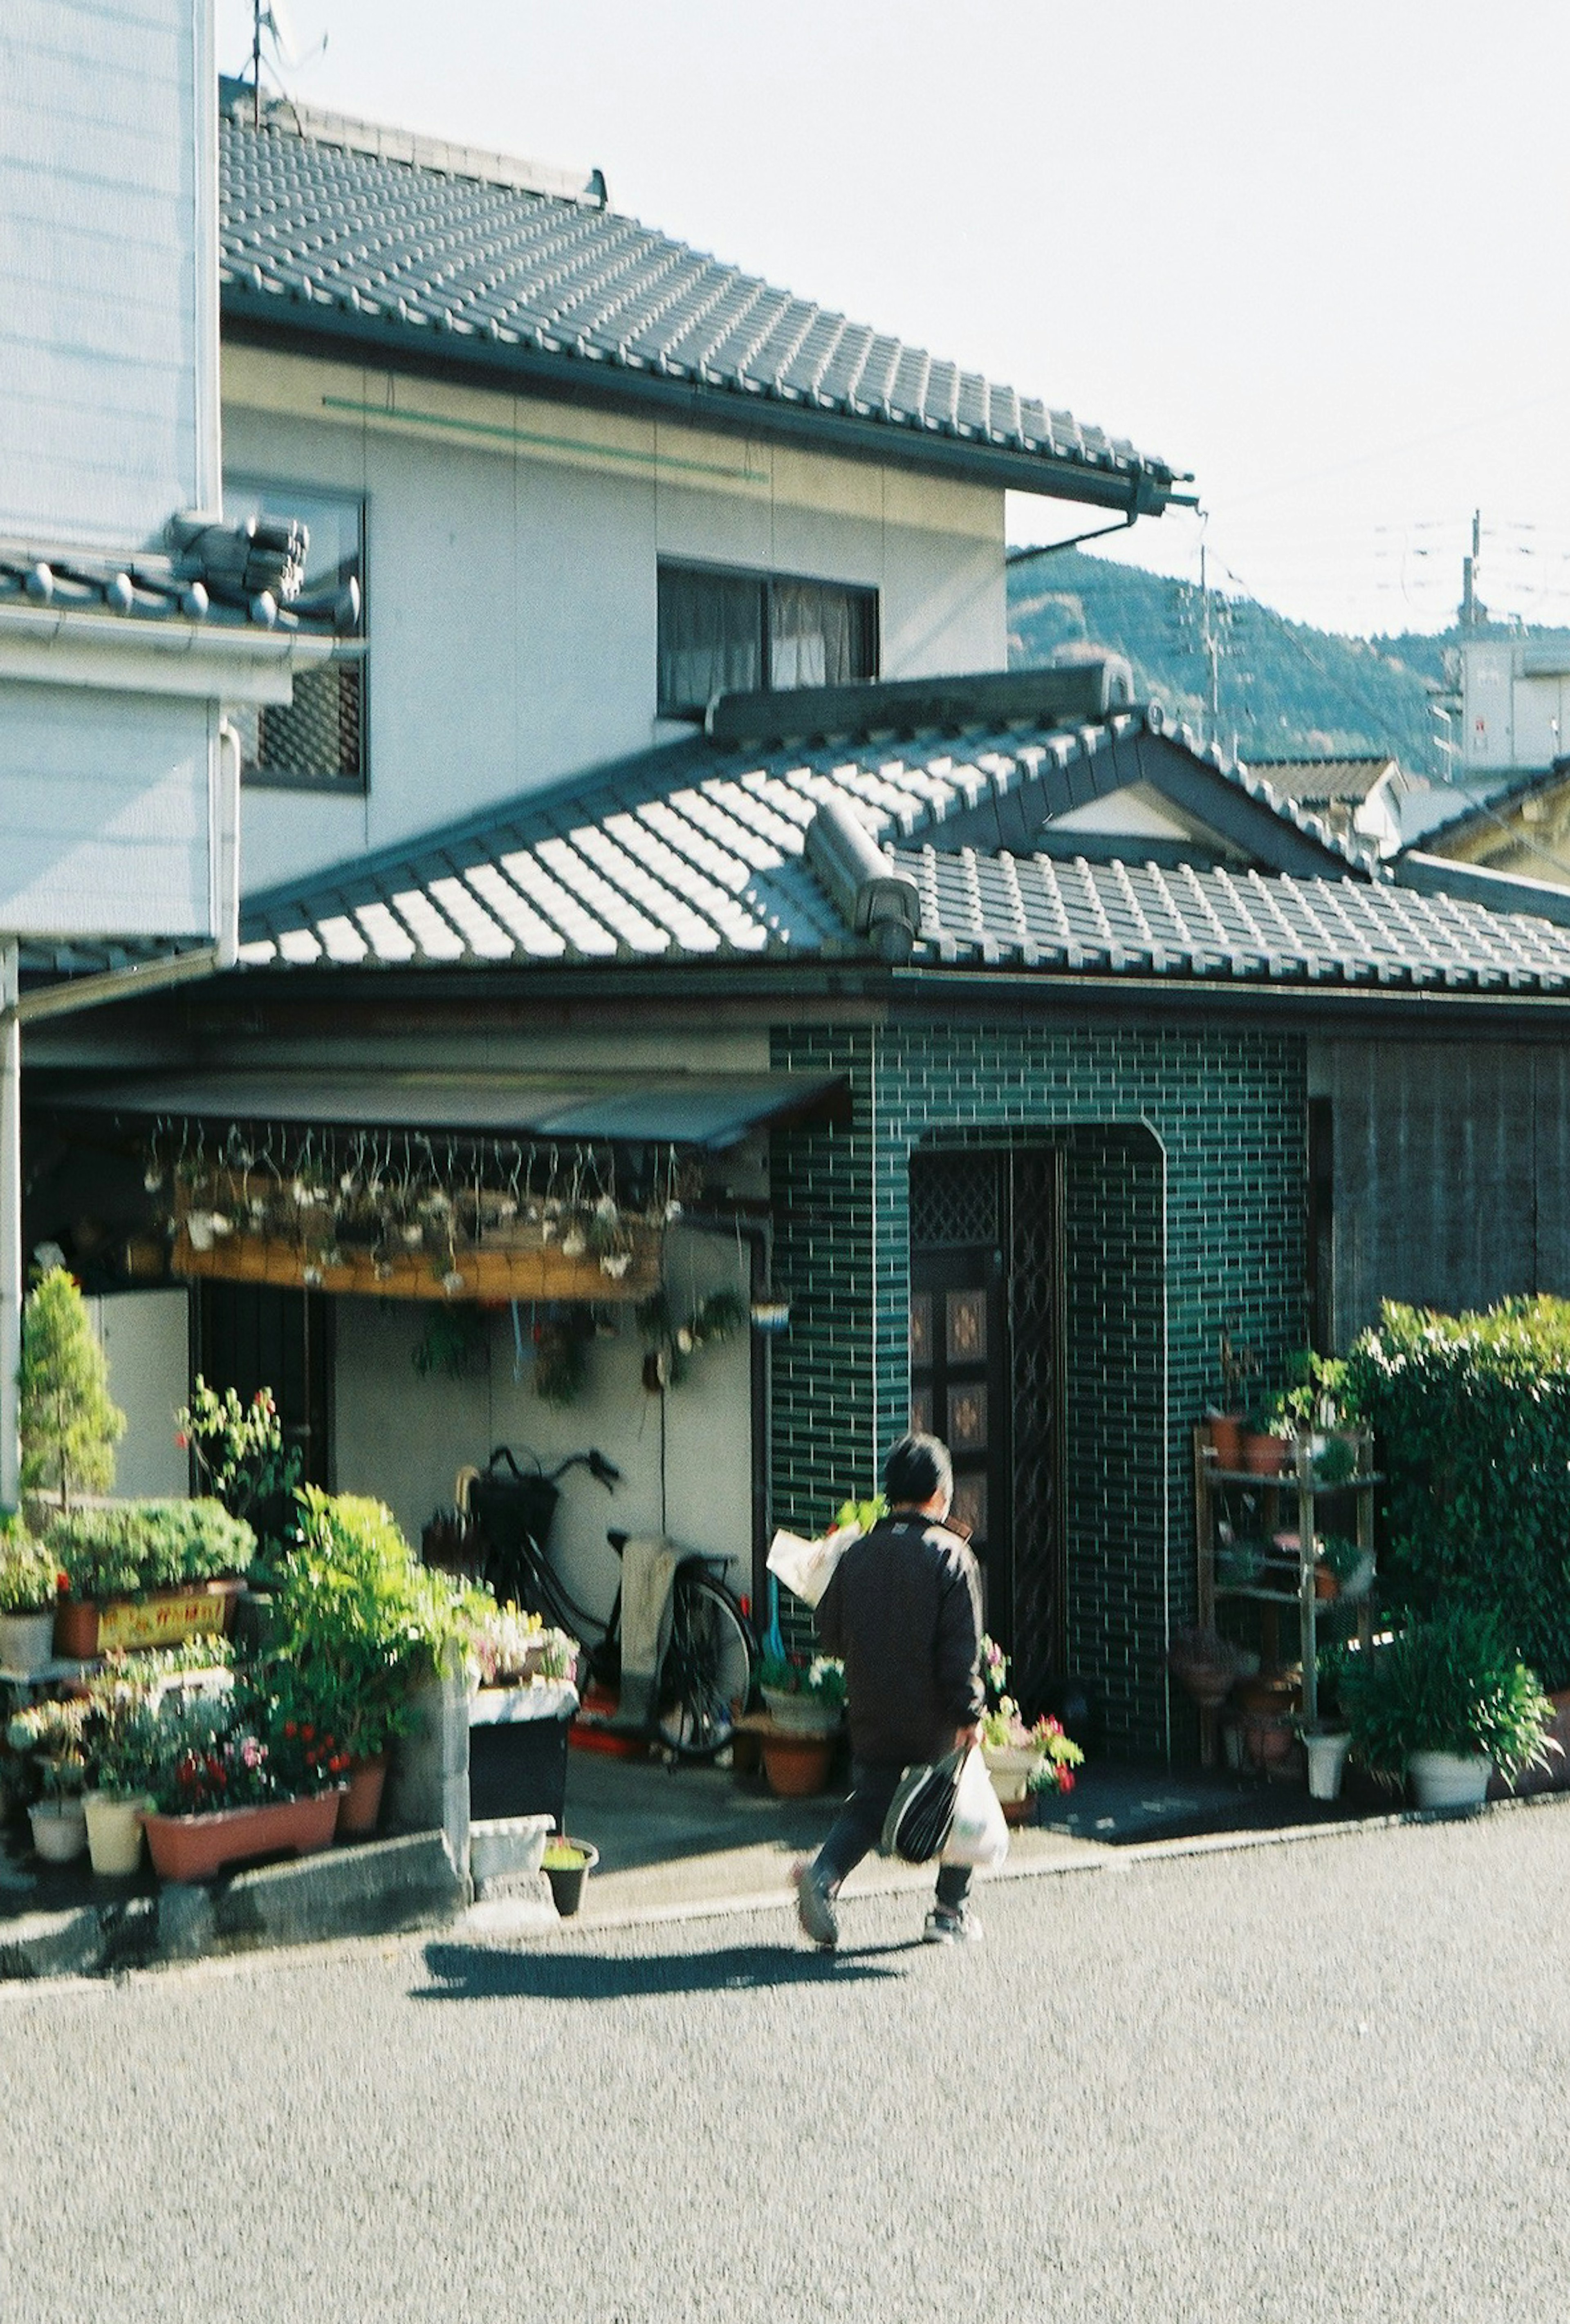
left=216, top=285, right=1178, bottom=506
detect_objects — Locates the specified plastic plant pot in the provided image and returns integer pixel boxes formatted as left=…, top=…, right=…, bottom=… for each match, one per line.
left=542, top=1838, right=599, bottom=1917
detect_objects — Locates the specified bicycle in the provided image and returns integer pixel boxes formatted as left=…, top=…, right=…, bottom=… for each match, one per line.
left=458, top=1446, right=754, bottom=1763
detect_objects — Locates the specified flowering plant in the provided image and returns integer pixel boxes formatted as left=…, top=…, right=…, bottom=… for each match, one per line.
left=175, top=1377, right=302, bottom=1537
left=468, top=1602, right=578, bottom=1688
left=979, top=1697, right=1085, bottom=1794
left=146, top=1695, right=275, bottom=1815
left=7, top=1699, right=89, bottom=1796
left=757, top=1651, right=846, bottom=1709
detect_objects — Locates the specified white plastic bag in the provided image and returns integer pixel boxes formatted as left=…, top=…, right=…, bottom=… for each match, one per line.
left=766, top=1520, right=861, bottom=1609
left=939, top=1747, right=1010, bottom=1873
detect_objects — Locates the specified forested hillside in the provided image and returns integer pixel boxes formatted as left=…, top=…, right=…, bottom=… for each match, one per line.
left=1007, top=549, right=1451, bottom=773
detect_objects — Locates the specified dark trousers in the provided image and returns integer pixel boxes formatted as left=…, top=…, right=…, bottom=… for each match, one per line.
left=812, top=1758, right=972, bottom=1912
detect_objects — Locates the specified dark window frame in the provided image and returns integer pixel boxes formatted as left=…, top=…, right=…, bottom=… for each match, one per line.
left=224, top=473, right=368, bottom=795
left=657, top=557, right=878, bottom=719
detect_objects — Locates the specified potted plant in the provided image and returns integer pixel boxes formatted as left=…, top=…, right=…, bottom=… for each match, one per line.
left=50, top=1500, right=255, bottom=1657
left=1240, top=1403, right=1289, bottom=1476
left=758, top=1652, right=846, bottom=1736
left=1166, top=1624, right=1242, bottom=1711
left=273, top=1488, right=482, bottom=1836
left=1204, top=1331, right=1258, bottom=1468
left=1333, top=1608, right=1553, bottom=1809
left=19, top=1265, right=125, bottom=1517
left=980, top=1696, right=1084, bottom=1823
left=1317, top=1533, right=1374, bottom=1603
left=139, top=1690, right=342, bottom=1881
left=541, top=1835, right=599, bottom=1916
left=0, top=1525, right=65, bottom=1676
left=80, top=1692, right=163, bottom=1876
left=7, top=1698, right=90, bottom=1861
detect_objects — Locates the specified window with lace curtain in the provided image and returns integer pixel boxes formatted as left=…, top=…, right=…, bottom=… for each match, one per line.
left=657, top=562, right=877, bottom=717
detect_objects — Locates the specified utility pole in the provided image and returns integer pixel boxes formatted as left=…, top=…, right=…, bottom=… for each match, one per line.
left=1460, top=508, right=1485, bottom=631
left=1200, top=543, right=1221, bottom=725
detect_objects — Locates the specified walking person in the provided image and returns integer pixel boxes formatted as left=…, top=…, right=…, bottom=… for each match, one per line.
left=795, top=1431, right=985, bottom=1948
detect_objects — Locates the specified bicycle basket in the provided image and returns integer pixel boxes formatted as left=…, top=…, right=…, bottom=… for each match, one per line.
left=466, top=1448, right=561, bottom=1602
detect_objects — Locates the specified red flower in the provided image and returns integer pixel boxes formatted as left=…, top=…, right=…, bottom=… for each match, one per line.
left=283, top=1720, right=296, bottom=1739
left=301, top=1725, right=314, bottom=1742
left=174, top=1431, right=188, bottom=1450
left=55, top=1571, right=69, bottom=1595
left=1059, top=1770, right=1075, bottom=1794
left=323, top=1735, right=335, bottom=1752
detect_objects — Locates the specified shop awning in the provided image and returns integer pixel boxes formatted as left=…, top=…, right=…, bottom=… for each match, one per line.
left=38, top=1067, right=850, bottom=1152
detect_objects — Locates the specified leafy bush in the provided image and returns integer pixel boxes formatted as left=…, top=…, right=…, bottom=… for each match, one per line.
left=48, top=1500, right=254, bottom=1602
left=176, top=1378, right=301, bottom=1551
left=1346, top=1297, right=1570, bottom=1686
left=267, top=1489, right=488, bottom=1759
left=0, top=1525, right=63, bottom=1615
left=1332, top=1607, right=1553, bottom=1780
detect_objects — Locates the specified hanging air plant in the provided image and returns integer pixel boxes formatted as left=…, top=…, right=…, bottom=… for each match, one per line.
left=635, top=1288, right=747, bottom=1390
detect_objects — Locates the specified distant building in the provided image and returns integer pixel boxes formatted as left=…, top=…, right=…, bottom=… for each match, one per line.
left=1247, top=755, right=1418, bottom=858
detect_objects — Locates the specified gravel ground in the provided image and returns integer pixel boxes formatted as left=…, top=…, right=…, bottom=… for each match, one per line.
left=3, top=1805, right=1569, bottom=2324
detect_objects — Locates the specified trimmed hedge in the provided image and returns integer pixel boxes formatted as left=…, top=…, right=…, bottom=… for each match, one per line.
left=1346, top=1297, right=1570, bottom=1690
left=47, top=1500, right=255, bottom=1603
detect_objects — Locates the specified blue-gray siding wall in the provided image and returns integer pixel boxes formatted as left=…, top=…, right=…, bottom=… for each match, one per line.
left=768, top=1015, right=1307, bottom=1758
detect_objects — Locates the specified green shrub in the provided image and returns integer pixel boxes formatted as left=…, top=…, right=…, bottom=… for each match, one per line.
left=1346, top=1297, right=1570, bottom=1688
left=47, top=1500, right=254, bottom=1602
left=1332, top=1607, right=1553, bottom=1780
left=265, top=1489, right=489, bottom=1759
left=0, top=1523, right=61, bottom=1614
left=20, top=1267, right=125, bottom=1511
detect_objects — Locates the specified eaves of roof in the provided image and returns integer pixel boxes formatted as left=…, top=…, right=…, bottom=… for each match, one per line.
left=218, top=111, right=1191, bottom=515
left=1403, top=761, right=1570, bottom=853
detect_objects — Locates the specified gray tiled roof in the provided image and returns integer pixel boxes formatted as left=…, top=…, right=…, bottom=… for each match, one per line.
left=228, top=702, right=1570, bottom=994
left=217, top=105, right=1185, bottom=510
left=1249, top=755, right=1403, bottom=805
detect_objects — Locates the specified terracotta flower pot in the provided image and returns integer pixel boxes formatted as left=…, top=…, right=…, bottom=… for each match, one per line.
left=336, top=1754, right=388, bottom=1839
left=760, top=1687, right=840, bottom=1737
left=1242, top=1432, right=1289, bottom=1477
left=1313, top=1564, right=1339, bottom=1602
left=54, top=1599, right=100, bottom=1660
left=144, top=1791, right=341, bottom=1883
left=1207, top=1414, right=1245, bottom=1469
left=760, top=1730, right=834, bottom=1797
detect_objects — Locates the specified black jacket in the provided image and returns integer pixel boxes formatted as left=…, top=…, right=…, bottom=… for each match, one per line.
left=815, top=1513, right=984, bottom=1766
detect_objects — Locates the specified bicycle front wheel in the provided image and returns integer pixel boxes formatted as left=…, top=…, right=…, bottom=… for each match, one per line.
left=657, top=1572, right=753, bottom=1761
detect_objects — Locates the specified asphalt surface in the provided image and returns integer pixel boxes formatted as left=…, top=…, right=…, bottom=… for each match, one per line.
left=4, top=1805, right=1570, bottom=2323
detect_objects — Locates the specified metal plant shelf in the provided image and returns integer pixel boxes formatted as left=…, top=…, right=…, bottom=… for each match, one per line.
left=1193, top=1426, right=1379, bottom=1761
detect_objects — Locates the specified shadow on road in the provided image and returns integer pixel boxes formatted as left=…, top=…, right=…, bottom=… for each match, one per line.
left=411, top=1939, right=917, bottom=2003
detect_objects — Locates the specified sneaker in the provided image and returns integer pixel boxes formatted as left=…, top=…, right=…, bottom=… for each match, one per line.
left=794, top=1861, right=840, bottom=1950
left=923, top=1904, right=982, bottom=1945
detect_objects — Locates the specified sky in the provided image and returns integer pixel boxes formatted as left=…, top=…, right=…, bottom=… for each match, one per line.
left=216, top=0, right=1570, bottom=640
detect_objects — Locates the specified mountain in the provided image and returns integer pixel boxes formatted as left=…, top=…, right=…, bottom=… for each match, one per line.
left=1007, top=548, right=1453, bottom=774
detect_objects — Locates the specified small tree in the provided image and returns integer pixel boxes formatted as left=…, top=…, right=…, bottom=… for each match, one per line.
left=20, top=1268, right=125, bottom=1513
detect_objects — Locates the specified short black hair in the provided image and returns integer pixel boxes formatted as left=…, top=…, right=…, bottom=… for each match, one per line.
left=883, top=1431, right=953, bottom=1508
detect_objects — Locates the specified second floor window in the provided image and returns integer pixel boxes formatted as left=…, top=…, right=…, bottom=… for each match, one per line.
left=657, top=562, right=877, bottom=718
left=225, top=478, right=366, bottom=789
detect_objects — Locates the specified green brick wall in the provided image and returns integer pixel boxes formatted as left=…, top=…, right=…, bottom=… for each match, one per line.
left=768, top=1016, right=1307, bottom=1758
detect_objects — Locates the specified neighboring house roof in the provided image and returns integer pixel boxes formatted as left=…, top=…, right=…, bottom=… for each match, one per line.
left=1404, top=760, right=1570, bottom=854
left=235, top=690, right=1382, bottom=974
left=216, top=96, right=1189, bottom=514
left=0, top=517, right=355, bottom=636
left=1249, top=755, right=1405, bottom=805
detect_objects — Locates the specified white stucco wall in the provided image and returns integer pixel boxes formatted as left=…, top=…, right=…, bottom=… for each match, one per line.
left=0, top=0, right=219, bottom=549
left=331, top=1225, right=754, bottom=1625
left=88, top=1289, right=190, bottom=1499
left=222, top=345, right=1008, bottom=893
left=0, top=678, right=218, bottom=936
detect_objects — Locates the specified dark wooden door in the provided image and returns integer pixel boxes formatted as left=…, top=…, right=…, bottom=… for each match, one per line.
left=909, top=1147, right=1063, bottom=1694
left=909, top=1153, right=1012, bottom=1638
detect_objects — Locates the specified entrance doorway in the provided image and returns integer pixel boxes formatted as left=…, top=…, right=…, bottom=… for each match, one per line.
left=908, top=1147, right=1063, bottom=1706
left=193, top=1282, right=333, bottom=1489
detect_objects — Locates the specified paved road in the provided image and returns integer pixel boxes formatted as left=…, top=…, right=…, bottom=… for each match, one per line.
left=4, top=1806, right=1570, bottom=2323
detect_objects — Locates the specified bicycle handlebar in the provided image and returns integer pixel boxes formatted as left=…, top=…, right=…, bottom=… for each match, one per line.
left=485, top=1445, right=621, bottom=1490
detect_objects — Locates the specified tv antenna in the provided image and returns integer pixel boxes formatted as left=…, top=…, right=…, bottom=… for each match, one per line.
left=247, top=0, right=327, bottom=129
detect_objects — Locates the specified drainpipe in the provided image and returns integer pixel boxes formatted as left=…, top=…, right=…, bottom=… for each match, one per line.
left=0, top=942, right=19, bottom=1514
